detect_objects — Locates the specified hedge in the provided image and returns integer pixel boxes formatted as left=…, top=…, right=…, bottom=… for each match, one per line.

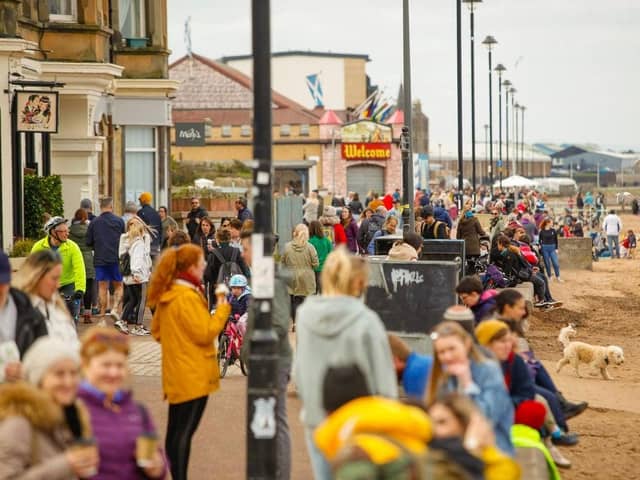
left=24, top=175, right=64, bottom=239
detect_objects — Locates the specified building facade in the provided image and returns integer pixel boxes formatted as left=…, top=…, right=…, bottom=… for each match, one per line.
left=0, top=0, right=175, bottom=248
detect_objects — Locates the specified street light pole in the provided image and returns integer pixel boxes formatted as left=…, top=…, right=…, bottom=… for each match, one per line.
left=456, top=0, right=464, bottom=203
left=463, top=0, right=481, bottom=198
left=402, top=0, right=415, bottom=231
left=514, top=103, right=519, bottom=176
left=484, top=124, right=489, bottom=183
left=510, top=89, right=517, bottom=174
left=495, top=64, right=506, bottom=191
left=248, top=1, right=279, bottom=478
left=503, top=79, right=512, bottom=178
left=520, top=104, right=526, bottom=175
left=482, top=35, right=497, bottom=192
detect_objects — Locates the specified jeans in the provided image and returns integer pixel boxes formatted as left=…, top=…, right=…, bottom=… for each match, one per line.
left=305, top=428, right=332, bottom=480
left=122, top=282, right=147, bottom=325
left=534, top=364, right=568, bottom=431
left=607, top=235, right=620, bottom=258
left=59, top=283, right=80, bottom=322
left=277, top=368, right=292, bottom=480
left=541, top=244, right=560, bottom=278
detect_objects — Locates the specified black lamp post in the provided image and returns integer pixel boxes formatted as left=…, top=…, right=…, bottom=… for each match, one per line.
left=494, top=63, right=506, bottom=191
left=402, top=0, right=414, bottom=232
left=456, top=0, right=464, bottom=202
left=484, top=123, right=489, bottom=183
left=503, top=79, right=512, bottom=178
left=482, top=35, right=497, bottom=190
left=514, top=103, right=520, bottom=174
left=463, top=0, right=481, bottom=197
left=520, top=104, right=526, bottom=175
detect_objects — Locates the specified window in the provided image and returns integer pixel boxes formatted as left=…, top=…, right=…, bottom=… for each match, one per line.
left=299, top=124, right=310, bottom=136
left=241, top=125, right=251, bottom=137
left=221, top=125, right=232, bottom=137
left=119, top=0, right=146, bottom=39
left=204, top=120, right=213, bottom=138
left=49, top=0, right=76, bottom=22
left=280, top=124, right=291, bottom=137
left=124, top=127, right=156, bottom=203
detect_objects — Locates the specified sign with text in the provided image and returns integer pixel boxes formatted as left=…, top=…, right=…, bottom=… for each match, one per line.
left=340, top=119, right=392, bottom=161
left=175, top=122, right=205, bottom=146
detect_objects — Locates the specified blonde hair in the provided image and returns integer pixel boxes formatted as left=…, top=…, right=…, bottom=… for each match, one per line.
left=12, top=250, right=69, bottom=316
left=292, top=223, right=309, bottom=247
left=425, top=321, right=486, bottom=405
left=321, top=247, right=369, bottom=297
left=126, top=217, right=146, bottom=240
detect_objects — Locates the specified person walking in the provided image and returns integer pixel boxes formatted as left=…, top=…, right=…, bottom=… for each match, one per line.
left=12, top=250, right=78, bottom=347
left=303, top=191, right=320, bottom=225
left=294, top=249, right=397, bottom=479
left=31, top=217, right=86, bottom=320
left=122, top=200, right=138, bottom=225
left=192, top=216, right=217, bottom=258
left=69, top=208, right=96, bottom=323
left=235, top=197, right=253, bottom=222
left=281, top=224, right=319, bottom=330
left=367, top=215, right=398, bottom=255
left=186, top=197, right=208, bottom=239
left=204, top=228, right=250, bottom=309
left=86, top=197, right=125, bottom=324
left=119, top=218, right=152, bottom=335
left=340, top=207, right=359, bottom=253
left=137, top=192, right=162, bottom=263
left=240, top=229, right=293, bottom=480
left=149, top=244, right=230, bottom=480
left=602, top=209, right=622, bottom=259
left=78, top=327, right=168, bottom=479
left=456, top=205, right=487, bottom=272
left=308, top=221, right=332, bottom=293
left=348, top=193, right=363, bottom=220
left=0, top=336, right=99, bottom=479
left=159, top=206, right=178, bottom=244
left=80, top=198, right=96, bottom=221
left=539, top=218, right=563, bottom=281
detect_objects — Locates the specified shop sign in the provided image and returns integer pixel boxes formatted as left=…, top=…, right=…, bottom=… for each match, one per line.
left=340, top=119, right=392, bottom=160
left=16, top=91, right=59, bottom=133
left=175, top=122, right=205, bottom=146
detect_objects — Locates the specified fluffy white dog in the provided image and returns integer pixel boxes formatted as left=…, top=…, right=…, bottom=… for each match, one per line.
left=558, top=324, right=577, bottom=349
left=556, top=342, right=625, bottom=380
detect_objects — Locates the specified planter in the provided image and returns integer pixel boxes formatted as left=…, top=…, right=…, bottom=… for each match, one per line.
left=171, top=197, right=236, bottom=217
left=8, top=257, right=26, bottom=272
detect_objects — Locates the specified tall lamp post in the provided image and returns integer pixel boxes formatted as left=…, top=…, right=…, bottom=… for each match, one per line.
left=495, top=64, right=506, bottom=191
left=482, top=35, right=497, bottom=190
left=456, top=0, right=464, bottom=202
left=248, top=0, right=279, bottom=478
left=513, top=100, right=519, bottom=176
left=484, top=123, right=489, bottom=182
left=402, top=0, right=414, bottom=231
left=503, top=79, right=512, bottom=177
left=520, top=104, right=526, bottom=175
left=463, top=0, right=481, bottom=197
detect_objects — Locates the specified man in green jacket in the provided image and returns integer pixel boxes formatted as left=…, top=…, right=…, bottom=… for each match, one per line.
left=240, top=229, right=292, bottom=480
left=31, top=216, right=86, bottom=319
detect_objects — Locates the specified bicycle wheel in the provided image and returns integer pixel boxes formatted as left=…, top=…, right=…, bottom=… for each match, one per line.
left=218, top=334, right=230, bottom=378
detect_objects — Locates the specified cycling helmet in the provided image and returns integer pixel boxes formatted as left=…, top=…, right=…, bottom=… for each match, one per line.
left=229, top=274, right=248, bottom=288
left=43, top=216, right=67, bottom=233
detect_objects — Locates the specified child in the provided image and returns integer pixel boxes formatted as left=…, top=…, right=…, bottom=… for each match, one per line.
left=627, top=230, right=636, bottom=259
left=455, top=275, right=497, bottom=325
left=228, top=274, right=251, bottom=335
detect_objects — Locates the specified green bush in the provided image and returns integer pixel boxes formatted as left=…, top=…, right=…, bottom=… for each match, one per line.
left=9, top=238, right=36, bottom=257
left=24, top=175, right=64, bottom=239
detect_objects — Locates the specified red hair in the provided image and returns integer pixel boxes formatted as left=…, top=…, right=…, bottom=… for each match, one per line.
left=147, top=243, right=203, bottom=308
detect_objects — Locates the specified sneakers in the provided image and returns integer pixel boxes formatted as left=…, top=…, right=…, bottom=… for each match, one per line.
left=546, top=442, right=571, bottom=469
left=534, top=301, right=547, bottom=308
left=114, top=319, right=129, bottom=334
left=552, top=432, right=579, bottom=446
left=109, top=311, right=121, bottom=323
left=556, top=277, right=565, bottom=283
left=130, top=325, right=151, bottom=336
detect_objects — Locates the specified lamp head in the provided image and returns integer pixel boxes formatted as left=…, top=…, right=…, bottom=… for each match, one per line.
left=482, top=35, right=497, bottom=50
left=502, top=79, right=512, bottom=88
left=462, top=0, right=483, bottom=9
left=494, top=64, right=506, bottom=76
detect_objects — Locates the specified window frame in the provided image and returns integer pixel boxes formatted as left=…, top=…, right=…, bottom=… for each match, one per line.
left=49, top=0, right=77, bottom=23
left=124, top=126, right=157, bottom=203
left=299, top=124, right=310, bottom=136
left=280, top=124, right=291, bottom=137
left=221, top=125, right=232, bottom=138
left=240, top=124, right=251, bottom=137
left=119, top=0, right=147, bottom=39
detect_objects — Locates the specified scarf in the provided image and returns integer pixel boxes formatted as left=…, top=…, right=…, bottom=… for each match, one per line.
left=502, top=351, right=516, bottom=390
left=176, top=271, right=205, bottom=296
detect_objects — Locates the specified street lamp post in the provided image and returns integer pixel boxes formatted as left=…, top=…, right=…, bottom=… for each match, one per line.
left=484, top=124, right=489, bottom=183
left=456, top=0, right=464, bottom=203
left=510, top=89, right=517, bottom=174
left=520, top=104, right=526, bottom=175
left=402, top=0, right=414, bottom=231
left=482, top=35, right=497, bottom=191
left=514, top=102, right=519, bottom=175
left=463, top=0, right=481, bottom=198
left=495, top=64, right=506, bottom=191
left=248, top=1, right=279, bottom=478
left=503, top=79, right=512, bottom=178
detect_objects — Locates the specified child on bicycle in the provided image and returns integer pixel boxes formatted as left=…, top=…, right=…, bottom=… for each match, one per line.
left=228, top=274, right=251, bottom=335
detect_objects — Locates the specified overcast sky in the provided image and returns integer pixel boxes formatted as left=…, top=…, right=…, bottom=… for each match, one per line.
left=168, top=0, right=640, bottom=152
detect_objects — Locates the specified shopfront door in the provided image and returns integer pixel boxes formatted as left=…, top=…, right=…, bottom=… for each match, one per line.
left=347, top=164, right=384, bottom=200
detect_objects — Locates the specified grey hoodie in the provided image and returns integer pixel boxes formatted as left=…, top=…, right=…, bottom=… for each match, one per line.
left=294, top=295, right=398, bottom=428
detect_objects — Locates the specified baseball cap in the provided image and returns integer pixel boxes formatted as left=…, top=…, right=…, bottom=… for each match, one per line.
left=0, top=251, right=11, bottom=284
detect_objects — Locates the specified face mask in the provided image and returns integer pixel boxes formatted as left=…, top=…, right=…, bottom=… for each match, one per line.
left=464, top=211, right=473, bottom=218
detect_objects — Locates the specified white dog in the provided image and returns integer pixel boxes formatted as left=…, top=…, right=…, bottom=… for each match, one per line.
left=558, top=324, right=577, bottom=349
left=556, top=342, right=625, bottom=380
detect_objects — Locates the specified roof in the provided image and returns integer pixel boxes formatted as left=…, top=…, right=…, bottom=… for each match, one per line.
left=169, top=53, right=320, bottom=122
left=219, top=51, right=370, bottom=63
left=385, top=109, right=404, bottom=125
left=319, top=110, right=343, bottom=125
left=550, top=146, right=589, bottom=159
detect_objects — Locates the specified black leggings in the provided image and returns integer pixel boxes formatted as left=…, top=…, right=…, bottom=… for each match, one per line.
left=166, top=396, right=208, bottom=480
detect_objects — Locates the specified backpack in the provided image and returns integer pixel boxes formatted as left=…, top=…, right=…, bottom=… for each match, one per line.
left=483, top=264, right=510, bottom=289
left=212, top=248, right=243, bottom=285
left=118, top=252, right=131, bottom=277
left=322, top=224, right=335, bottom=245
left=362, top=217, right=383, bottom=250
left=421, top=220, right=450, bottom=239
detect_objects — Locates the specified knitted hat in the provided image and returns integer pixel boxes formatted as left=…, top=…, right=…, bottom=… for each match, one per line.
left=22, top=336, right=80, bottom=386
left=443, top=305, right=475, bottom=323
left=474, top=319, right=509, bottom=346
left=323, top=206, right=337, bottom=217
left=514, top=400, right=546, bottom=430
left=139, top=192, right=152, bottom=205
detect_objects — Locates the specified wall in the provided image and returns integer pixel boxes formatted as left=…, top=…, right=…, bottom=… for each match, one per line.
left=558, top=237, right=593, bottom=270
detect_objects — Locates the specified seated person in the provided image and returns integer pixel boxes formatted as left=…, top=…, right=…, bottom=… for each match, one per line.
left=387, top=333, right=432, bottom=400
left=387, top=232, right=424, bottom=261
left=455, top=275, right=497, bottom=325
left=228, top=274, right=251, bottom=335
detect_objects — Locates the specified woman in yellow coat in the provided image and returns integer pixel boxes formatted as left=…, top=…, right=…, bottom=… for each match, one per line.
left=149, top=243, right=230, bottom=480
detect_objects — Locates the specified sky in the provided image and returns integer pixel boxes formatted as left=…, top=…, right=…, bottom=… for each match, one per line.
left=167, top=0, right=640, bottom=153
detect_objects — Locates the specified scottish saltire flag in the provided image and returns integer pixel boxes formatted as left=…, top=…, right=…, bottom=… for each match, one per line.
left=306, top=74, right=324, bottom=107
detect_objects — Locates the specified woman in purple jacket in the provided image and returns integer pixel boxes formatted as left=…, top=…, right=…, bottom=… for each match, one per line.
left=340, top=207, right=360, bottom=254
left=77, top=327, right=167, bottom=480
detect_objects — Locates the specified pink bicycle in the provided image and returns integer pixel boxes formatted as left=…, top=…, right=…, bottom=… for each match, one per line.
left=218, top=316, right=247, bottom=378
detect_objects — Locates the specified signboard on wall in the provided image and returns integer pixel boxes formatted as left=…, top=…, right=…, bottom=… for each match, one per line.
left=17, top=91, right=59, bottom=133
left=340, top=120, right=392, bottom=161
left=175, top=122, right=205, bottom=146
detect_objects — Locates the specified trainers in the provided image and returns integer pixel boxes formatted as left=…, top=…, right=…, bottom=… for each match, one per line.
left=563, top=401, right=588, bottom=420
left=109, top=311, right=121, bottom=323
left=556, top=277, right=565, bottom=283
left=547, top=443, right=571, bottom=468
left=534, top=301, right=548, bottom=308
left=114, top=320, right=129, bottom=334
left=552, top=432, right=579, bottom=446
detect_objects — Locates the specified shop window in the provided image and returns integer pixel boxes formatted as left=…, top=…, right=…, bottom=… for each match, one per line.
left=204, top=122, right=213, bottom=138
left=280, top=124, right=291, bottom=137
left=299, top=124, right=310, bottom=136
left=49, top=0, right=77, bottom=22
left=241, top=125, right=251, bottom=137
left=119, top=0, right=146, bottom=41
left=124, top=126, right=156, bottom=203
left=221, top=125, right=232, bottom=137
